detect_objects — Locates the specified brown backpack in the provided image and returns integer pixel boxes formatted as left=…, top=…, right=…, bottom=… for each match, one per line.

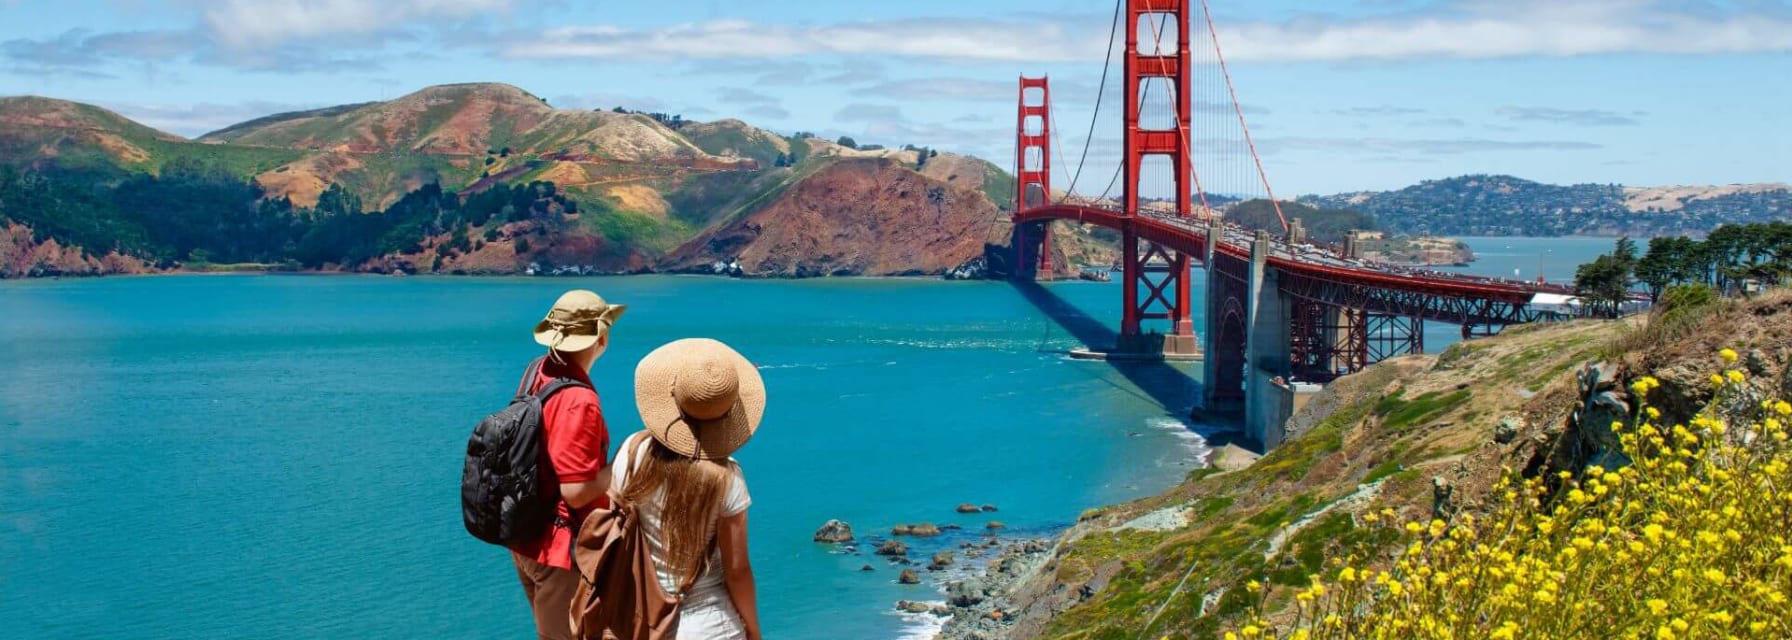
left=569, top=434, right=700, bottom=640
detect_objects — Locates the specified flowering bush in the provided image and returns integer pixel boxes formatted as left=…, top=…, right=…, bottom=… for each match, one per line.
left=1228, top=349, right=1792, bottom=639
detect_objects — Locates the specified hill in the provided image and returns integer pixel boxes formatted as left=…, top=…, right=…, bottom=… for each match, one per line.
left=0, top=96, right=302, bottom=179
left=1304, top=174, right=1791, bottom=237
left=938, top=289, right=1792, bottom=639
left=0, top=85, right=1070, bottom=279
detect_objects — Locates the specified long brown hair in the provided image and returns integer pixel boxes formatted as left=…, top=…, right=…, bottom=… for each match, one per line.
left=620, top=438, right=731, bottom=584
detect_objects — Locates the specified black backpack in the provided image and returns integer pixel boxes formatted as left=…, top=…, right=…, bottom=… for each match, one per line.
left=461, top=357, right=591, bottom=546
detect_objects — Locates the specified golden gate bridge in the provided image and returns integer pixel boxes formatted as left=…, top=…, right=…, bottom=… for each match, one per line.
left=1007, top=0, right=1576, bottom=445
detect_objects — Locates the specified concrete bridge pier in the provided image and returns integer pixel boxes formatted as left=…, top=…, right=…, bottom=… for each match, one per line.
left=1243, top=230, right=1295, bottom=448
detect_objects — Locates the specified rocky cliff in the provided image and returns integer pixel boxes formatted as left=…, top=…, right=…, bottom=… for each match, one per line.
left=0, top=222, right=151, bottom=278
left=663, top=157, right=1011, bottom=277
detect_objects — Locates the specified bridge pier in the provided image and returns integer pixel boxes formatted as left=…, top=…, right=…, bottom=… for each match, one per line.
left=1244, top=230, right=1294, bottom=448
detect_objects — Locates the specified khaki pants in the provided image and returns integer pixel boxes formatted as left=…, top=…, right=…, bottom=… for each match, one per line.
left=513, top=552, right=581, bottom=640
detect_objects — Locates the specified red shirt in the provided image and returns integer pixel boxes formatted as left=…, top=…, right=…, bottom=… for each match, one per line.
left=508, top=357, right=610, bottom=570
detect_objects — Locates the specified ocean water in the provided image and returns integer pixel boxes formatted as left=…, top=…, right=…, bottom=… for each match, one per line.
left=0, top=274, right=1210, bottom=640
left=0, top=237, right=1611, bottom=639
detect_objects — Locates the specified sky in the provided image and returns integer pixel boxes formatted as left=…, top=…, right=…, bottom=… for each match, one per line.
left=0, top=0, right=1788, bottom=195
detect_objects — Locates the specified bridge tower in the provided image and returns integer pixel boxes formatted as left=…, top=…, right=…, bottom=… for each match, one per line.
left=1013, top=76, right=1053, bottom=280
left=1119, top=0, right=1198, bottom=356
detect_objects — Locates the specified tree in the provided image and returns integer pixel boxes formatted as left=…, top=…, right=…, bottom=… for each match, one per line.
left=836, top=136, right=858, bottom=150
left=1574, top=252, right=1633, bottom=318
left=1635, top=237, right=1679, bottom=302
left=513, top=236, right=531, bottom=253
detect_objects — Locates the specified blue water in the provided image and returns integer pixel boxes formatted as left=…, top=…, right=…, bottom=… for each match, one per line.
left=0, top=237, right=1610, bottom=639
left=1, top=275, right=1209, bottom=640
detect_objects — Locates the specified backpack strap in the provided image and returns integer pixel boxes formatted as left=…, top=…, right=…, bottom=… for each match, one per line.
left=534, top=377, right=592, bottom=403
left=513, top=356, right=546, bottom=400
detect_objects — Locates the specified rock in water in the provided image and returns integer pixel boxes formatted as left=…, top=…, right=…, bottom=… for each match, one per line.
left=891, top=524, right=912, bottom=536
left=981, top=504, right=999, bottom=512
left=928, top=550, right=956, bottom=571
left=956, top=503, right=981, bottom=513
left=908, top=523, right=942, bottom=537
left=986, top=521, right=1007, bottom=531
left=813, top=519, right=855, bottom=543
left=896, top=599, right=929, bottom=613
left=860, top=564, right=875, bottom=572
left=876, top=540, right=910, bottom=556
left=898, top=569, right=921, bottom=585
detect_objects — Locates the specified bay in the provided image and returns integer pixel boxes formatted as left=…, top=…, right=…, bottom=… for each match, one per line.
left=0, top=274, right=1206, bottom=640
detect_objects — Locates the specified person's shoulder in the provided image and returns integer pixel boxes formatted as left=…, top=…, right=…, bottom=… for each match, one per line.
left=546, top=383, right=599, bottom=407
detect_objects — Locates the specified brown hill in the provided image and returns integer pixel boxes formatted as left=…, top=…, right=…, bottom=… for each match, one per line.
left=200, top=83, right=718, bottom=161
left=663, top=157, right=1012, bottom=277
left=0, top=96, right=184, bottom=170
left=1, top=86, right=1064, bottom=279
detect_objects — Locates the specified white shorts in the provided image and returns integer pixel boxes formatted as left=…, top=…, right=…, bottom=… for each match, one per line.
left=678, top=590, right=746, bottom=640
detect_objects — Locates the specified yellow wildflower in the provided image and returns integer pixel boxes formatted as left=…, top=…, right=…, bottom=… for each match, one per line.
left=1720, top=347, right=1738, bottom=362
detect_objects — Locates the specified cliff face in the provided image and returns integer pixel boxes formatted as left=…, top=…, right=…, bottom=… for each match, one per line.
left=663, top=157, right=1012, bottom=277
left=0, top=222, right=150, bottom=278
left=942, top=290, right=1792, bottom=639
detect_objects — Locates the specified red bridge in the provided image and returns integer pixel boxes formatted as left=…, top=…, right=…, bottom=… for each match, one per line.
left=1007, top=0, right=1577, bottom=446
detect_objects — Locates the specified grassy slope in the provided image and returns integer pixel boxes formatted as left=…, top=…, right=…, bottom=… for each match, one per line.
left=680, top=120, right=789, bottom=168
left=1022, top=318, right=1623, bottom=639
left=0, top=97, right=305, bottom=179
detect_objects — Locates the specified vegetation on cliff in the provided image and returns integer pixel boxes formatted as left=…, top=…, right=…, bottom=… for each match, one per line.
left=1225, top=359, right=1792, bottom=638
left=984, top=287, right=1792, bottom=640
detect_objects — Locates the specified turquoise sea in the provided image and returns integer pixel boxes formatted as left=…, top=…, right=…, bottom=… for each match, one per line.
left=0, top=237, right=1613, bottom=639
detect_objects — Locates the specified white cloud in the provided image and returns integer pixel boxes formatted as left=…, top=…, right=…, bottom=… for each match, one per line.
left=1259, top=136, right=1602, bottom=156
left=499, top=1, right=1792, bottom=64
left=205, top=0, right=513, bottom=49
left=100, top=100, right=320, bottom=137
left=1219, top=0, right=1792, bottom=62
left=503, top=18, right=1104, bottom=62
left=1497, top=106, right=1640, bottom=126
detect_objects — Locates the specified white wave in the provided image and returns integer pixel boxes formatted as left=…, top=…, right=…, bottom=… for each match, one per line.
left=1145, top=416, right=1215, bottom=465
left=888, top=601, right=950, bottom=640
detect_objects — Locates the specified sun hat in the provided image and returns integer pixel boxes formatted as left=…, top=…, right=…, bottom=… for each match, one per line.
left=533, top=290, right=627, bottom=353
left=634, top=338, right=765, bottom=460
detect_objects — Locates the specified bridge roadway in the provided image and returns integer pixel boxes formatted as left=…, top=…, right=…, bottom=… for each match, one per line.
left=1014, top=204, right=1575, bottom=328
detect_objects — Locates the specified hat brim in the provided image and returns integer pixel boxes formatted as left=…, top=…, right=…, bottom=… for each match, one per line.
left=533, top=326, right=600, bottom=352
left=634, top=339, right=764, bottom=461
left=531, top=304, right=625, bottom=352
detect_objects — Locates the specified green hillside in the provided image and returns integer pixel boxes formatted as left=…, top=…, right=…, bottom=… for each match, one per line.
left=0, top=85, right=1018, bottom=278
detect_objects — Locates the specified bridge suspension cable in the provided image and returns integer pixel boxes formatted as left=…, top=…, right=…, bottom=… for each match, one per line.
left=1198, top=0, right=1286, bottom=233
left=1059, top=0, right=1122, bottom=204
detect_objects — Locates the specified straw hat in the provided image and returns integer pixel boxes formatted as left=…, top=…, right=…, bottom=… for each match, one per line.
left=533, top=290, right=626, bottom=352
left=634, top=338, right=765, bottom=460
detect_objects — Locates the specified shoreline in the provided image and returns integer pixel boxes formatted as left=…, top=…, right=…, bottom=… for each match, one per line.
left=0, top=269, right=1127, bottom=284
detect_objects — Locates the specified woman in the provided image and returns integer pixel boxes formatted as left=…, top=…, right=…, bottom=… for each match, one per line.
left=610, top=338, right=764, bottom=640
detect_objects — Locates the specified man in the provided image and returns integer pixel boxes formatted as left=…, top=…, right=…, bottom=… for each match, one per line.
left=512, top=289, right=625, bottom=640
